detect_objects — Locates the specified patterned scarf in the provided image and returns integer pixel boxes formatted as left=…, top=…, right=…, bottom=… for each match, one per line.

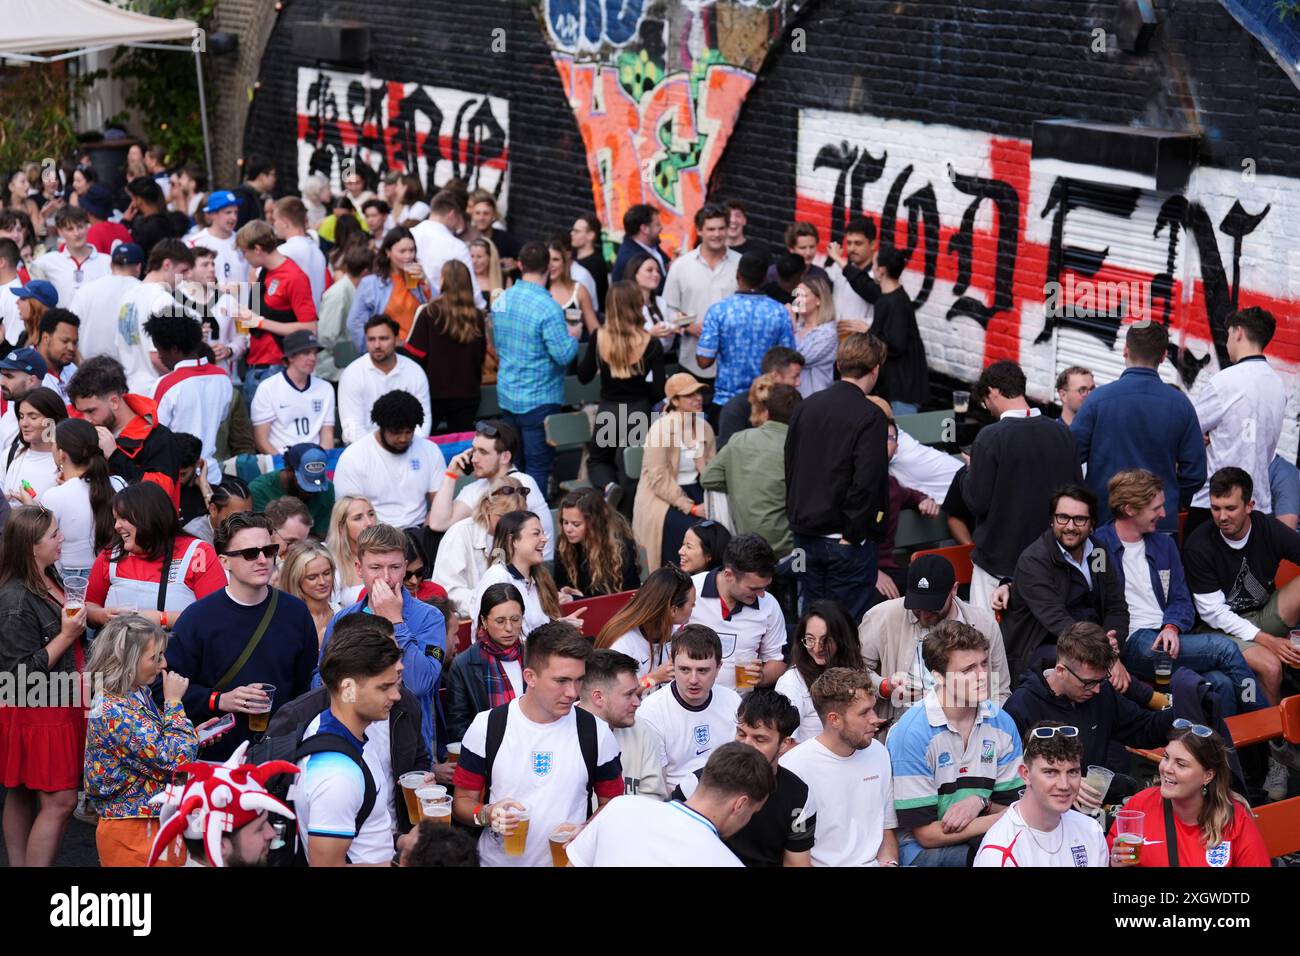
left=479, top=637, right=525, bottom=708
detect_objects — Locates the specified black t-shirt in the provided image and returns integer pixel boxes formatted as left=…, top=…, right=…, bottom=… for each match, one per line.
left=672, top=764, right=816, bottom=867
left=1183, top=512, right=1300, bottom=614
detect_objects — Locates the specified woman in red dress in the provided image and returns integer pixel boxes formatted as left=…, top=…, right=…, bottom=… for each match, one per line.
left=0, top=505, right=89, bottom=866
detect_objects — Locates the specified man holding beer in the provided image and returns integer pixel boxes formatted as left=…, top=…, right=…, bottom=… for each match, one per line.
left=451, top=623, right=623, bottom=867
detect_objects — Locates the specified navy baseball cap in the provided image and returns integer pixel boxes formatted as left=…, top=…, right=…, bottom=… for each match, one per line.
left=111, top=242, right=144, bottom=265
left=0, top=347, right=49, bottom=379
left=12, top=280, right=58, bottom=309
left=284, top=443, right=329, bottom=494
left=205, top=190, right=239, bottom=214
left=282, top=329, right=323, bottom=358
left=904, top=554, right=957, bottom=612
left=79, top=184, right=115, bottom=220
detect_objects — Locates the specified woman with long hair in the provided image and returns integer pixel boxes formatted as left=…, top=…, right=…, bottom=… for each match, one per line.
left=14, top=288, right=49, bottom=349
left=0, top=506, right=87, bottom=866
left=278, top=541, right=338, bottom=648
left=345, top=226, right=430, bottom=346
left=546, top=234, right=599, bottom=335
left=576, top=279, right=665, bottom=499
left=775, top=601, right=865, bottom=741
left=626, top=253, right=677, bottom=348
left=4, top=170, right=40, bottom=224
left=556, top=486, right=640, bottom=598
left=4, top=387, right=66, bottom=507
left=42, top=418, right=124, bottom=577
left=676, top=520, right=732, bottom=575
left=596, top=564, right=697, bottom=685
left=391, top=173, right=430, bottom=225
left=434, top=476, right=528, bottom=617
left=327, top=494, right=378, bottom=605
left=469, top=237, right=505, bottom=303
left=84, top=482, right=226, bottom=630
left=1110, top=723, right=1269, bottom=867
left=632, top=373, right=716, bottom=571
left=444, top=583, right=526, bottom=741
left=83, top=616, right=198, bottom=866
left=405, top=259, right=487, bottom=433
left=790, top=273, right=838, bottom=397
left=471, top=510, right=582, bottom=638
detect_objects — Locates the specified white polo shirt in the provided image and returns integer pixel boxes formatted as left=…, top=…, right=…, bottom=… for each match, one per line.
left=566, top=795, right=743, bottom=867
left=332, top=432, right=445, bottom=529
left=69, top=274, right=139, bottom=359
left=456, top=469, right=554, bottom=559
left=636, top=682, right=743, bottom=792
left=828, top=260, right=875, bottom=324
left=1193, top=355, right=1285, bottom=514
left=410, top=219, right=484, bottom=308
left=32, top=245, right=110, bottom=306
left=686, top=570, right=786, bottom=690
left=778, top=736, right=896, bottom=867
left=337, top=353, right=432, bottom=445
left=250, top=369, right=336, bottom=452
left=662, top=247, right=740, bottom=378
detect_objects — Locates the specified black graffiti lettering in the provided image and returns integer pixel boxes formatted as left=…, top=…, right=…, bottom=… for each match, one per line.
left=451, top=97, right=509, bottom=196
left=879, top=165, right=939, bottom=310
left=812, top=141, right=886, bottom=247
left=1153, top=195, right=1211, bottom=386
left=946, top=166, right=1020, bottom=330
left=392, top=87, right=445, bottom=195
left=1219, top=200, right=1271, bottom=308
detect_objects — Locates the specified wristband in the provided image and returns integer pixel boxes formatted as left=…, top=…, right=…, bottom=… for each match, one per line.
left=880, top=678, right=892, bottom=699
left=209, top=690, right=221, bottom=713
left=472, top=803, right=485, bottom=826
left=160, top=611, right=169, bottom=628
left=884, top=860, right=900, bottom=867
left=640, top=675, right=656, bottom=691
left=445, top=470, right=460, bottom=481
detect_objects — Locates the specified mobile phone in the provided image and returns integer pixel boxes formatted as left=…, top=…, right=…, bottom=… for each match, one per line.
left=197, top=712, right=236, bottom=745
left=674, top=312, right=696, bottom=327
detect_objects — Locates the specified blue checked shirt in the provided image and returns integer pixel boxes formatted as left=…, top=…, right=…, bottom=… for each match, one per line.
left=697, top=291, right=797, bottom=405
left=490, top=279, right=578, bottom=412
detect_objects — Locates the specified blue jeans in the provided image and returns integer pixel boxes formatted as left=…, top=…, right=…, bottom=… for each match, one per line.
left=890, top=401, right=920, bottom=416
left=899, top=834, right=975, bottom=867
left=1122, top=627, right=1264, bottom=716
left=502, top=403, right=561, bottom=498
left=243, top=363, right=281, bottom=406
left=793, top=533, right=879, bottom=623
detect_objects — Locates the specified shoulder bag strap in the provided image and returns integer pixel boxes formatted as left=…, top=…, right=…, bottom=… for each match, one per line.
left=212, top=589, right=280, bottom=693
left=1163, top=798, right=1181, bottom=867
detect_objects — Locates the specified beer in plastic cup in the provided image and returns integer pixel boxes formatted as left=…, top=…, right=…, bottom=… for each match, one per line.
left=735, top=661, right=759, bottom=690
left=445, top=742, right=461, bottom=765
left=415, top=785, right=447, bottom=820
left=403, top=264, right=422, bottom=289
left=549, top=823, right=579, bottom=867
left=1154, top=654, right=1173, bottom=687
left=236, top=312, right=253, bottom=334
left=425, top=804, right=452, bottom=826
left=246, top=683, right=275, bottom=734
left=1115, top=809, right=1144, bottom=864
left=62, top=575, right=87, bottom=618
left=952, top=390, right=970, bottom=415
left=399, top=772, right=426, bottom=822
left=503, top=808, right=530, bottom=857
left=1083, top=765, right=1114, bottom=805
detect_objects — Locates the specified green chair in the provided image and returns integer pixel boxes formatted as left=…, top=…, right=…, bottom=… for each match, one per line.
left=476, top=384, right=500, bottom=418
left=622, top=443, right=645, bottom=481
left=545, top=412, right=593, bottom=496
left=895, top=410, right=958, bottom=447
left=563, top=375, right=602, bottom=407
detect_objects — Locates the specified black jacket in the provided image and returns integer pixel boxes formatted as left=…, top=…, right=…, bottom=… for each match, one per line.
left=267, top=684, right=431, bottom=833
left=0, top=578, right=81, bottom=676
left=784, top=380, right=890, bottom=543
left=444, top=644, right=503, bottom=743
left=870, top=288, right=929, bottom=406
left=1000, top=529, right=1129, bottom=681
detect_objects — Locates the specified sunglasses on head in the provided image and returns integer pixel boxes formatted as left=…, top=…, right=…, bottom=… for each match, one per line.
left=221, top=544, right=280, bottom=562
left=1029, top=725, right=1079, bottom=739
left=475, top=421, right=499, bottom=438
left=1172, top=718, right=1213, bottom=738
left=490, top=485, right=523, bottom=498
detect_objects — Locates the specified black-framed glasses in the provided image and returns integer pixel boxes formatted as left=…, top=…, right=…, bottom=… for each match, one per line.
left=221, top=544, right=280, bottom=562
left=475, top=421, right=499, bottom=438
left=404, top=567, right=424, bottom=582
left=1029, top=725, right=1080, bottom=739
left=1062, top=662, right=1109, bottom=690
left=1052, top=513, right=1093, bottom=527
left=1172, top=718, right=1213, bottom=738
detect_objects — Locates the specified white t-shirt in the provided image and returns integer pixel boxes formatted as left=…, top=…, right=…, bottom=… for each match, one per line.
left=4, top=447, right=57, bottom=507
left=336, top=353, right=432, bottom=446
left=188, top=228, right=249, bottom=291
left=250, top=369, right=336, bottom=452
left=774, top=668, right=822, bottom=743
left=332, top=433, right=445, bottom=529
left=687, top=570, right=787, bottom=690
left=471, top=564, right=551, bottom=638
left=69, top=274, right=140, bottom=359
left=279, top=235, right=328, bottom=308
left=116, top=280, right=192, bottom=396
left=459, top=699, right=621, bottom=868
left=456, top=470, right=554, bottom=560
left=42, top=474, right=127, bottom=572
left=610, top=627, right=672, bottom=682
left=566, top=795, right=743, bottom=867
left=778, top=737, right=896, bottom=867
left=292, top=713, right=394, bottom=865
left=637, top=683, right=743, bottom=791
left=154, top=358, right=233, bottom=487
left=0, top=279, right=21, bottom=346
left=974, top=803, right=1109, bottom=868
left=1120, top=537, right=1165, bottom=634
left=0, top=409, right=16, bottom=464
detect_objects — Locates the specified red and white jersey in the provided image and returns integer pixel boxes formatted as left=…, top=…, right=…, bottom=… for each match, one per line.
left=975, top=803, right=1108, bottom=868
left=154, top=358, right=233, bottom=484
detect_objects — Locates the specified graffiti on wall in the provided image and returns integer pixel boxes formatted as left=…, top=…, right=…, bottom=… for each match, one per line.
left=295, top=67, right=510, bottom=208
left=537, top=0, right=808, bottom=257
left=795, top=109, right=1299, bottom=412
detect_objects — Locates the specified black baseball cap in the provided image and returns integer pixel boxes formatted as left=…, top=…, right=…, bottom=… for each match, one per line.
left=904, top=554, right=956, bottom=612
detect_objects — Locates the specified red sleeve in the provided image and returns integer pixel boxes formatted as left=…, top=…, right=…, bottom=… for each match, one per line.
left=451, top=765, right=486, bottom=794
left=183, top=541, right=228, bottom=599
left=290, top=271, right=317, bottom=323
left=1230, top=805, right=1273, bottom=867
left=86, top=551, right=111, bottom=605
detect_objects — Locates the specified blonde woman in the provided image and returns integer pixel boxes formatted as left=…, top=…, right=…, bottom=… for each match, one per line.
left=790, top=273, right=838, bottom=397
left=326, top=495, right=377, bottom=605
left=632, top=372, right=716, bottom=571
left=278, top=541, right=339, bottom=647
left=576, top=279, right=665, bottom=498
left=433, top=476, right=527, bottom=618
left=470, top=237, right=505, bottom=304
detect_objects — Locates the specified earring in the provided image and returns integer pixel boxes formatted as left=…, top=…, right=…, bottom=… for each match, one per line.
left=1201, top=785, right=1208, bottom=796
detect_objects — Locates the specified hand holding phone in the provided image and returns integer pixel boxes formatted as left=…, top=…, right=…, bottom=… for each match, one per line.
left=196, top=713, right=236, bottom=746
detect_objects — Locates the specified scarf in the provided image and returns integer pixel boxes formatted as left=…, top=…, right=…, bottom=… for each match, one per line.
left=479, top=637, right=525, bottom=708
left=383, top=269, right=424, bottom=340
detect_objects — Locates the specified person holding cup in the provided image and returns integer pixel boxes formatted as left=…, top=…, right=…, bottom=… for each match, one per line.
left=344, top=227, right=430, bottom=350
left=1108, top=721, right=1269, bottom=867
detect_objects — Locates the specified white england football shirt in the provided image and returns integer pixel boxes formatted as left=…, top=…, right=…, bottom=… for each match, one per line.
left=332, top=433, right=445, bottom=529
left=687, top=570, right=787, bottom=690
left=250, top=369, right=336, bottom=452
left=974, top=803, right=1109, bottom=868
left=636, top=682, right=743, bottom=791
left=70, top=274, right=139, bottom=359
left=32, top=246, right=110, bottom=306
left=566, top=795, right=743, bottom=867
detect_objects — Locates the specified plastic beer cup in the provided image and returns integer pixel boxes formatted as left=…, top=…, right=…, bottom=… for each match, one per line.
left=445, top=742, right=461, bottom=765
left=549, top=823, right=579, bottom=867
left=503, top=807, right=530, bottom=857
left=399, top=772, right=426, bottom=822
left=246, top=683, right=275, bottom=733
left=1115, top=809, right=1144, bottom=864
left=735, top=661, right=759, bottom=690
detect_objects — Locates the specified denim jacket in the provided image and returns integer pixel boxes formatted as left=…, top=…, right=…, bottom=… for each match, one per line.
left=1094, top=521, right=1195, bottom=633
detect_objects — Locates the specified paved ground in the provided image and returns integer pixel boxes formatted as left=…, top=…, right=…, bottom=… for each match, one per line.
left=0, top=791, right=99, bottom=867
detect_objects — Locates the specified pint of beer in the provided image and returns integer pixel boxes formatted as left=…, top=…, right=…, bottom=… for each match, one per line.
left=1115, top=809, right=1145, bottom=865
left=246, top=683, right=276, bottom=734
left=503, top=808, right=530, bottom=857
left=399, top=772, right=426, bottom=823
left=549, top=823, right=579, bottom=867
left=404, top=264, right=423, bottom=289
left=425, top=804, right=452, bottom=826
left=63, top=576, right=88, bottom=619
left=445, top=742, right=461, bottom=765
left=735, top=661, right=759, bottom=690
left=1154, top=660, right=1172, bottom=687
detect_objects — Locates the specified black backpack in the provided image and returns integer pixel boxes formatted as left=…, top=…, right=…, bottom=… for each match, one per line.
left=248, top=728, right=377, bottom=867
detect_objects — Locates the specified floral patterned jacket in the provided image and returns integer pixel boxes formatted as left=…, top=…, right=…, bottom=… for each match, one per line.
left=84, top=692, right=197, bottom=819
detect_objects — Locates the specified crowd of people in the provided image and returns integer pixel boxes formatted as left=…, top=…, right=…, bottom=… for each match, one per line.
left=0, top=144, right=1294, bottom=869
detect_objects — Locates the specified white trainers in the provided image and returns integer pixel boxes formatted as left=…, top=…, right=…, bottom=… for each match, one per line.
left=1265, top=756, right=1290, bottom=803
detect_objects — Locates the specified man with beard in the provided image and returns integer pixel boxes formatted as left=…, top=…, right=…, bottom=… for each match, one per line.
left=0, top=345, right=44, bottom=451
left=33, top=307, right=80, bottom=402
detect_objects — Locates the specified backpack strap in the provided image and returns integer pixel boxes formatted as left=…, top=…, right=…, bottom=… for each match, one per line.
left=575, top=705, right=599, bottom=819
left=296, top=732, right=377, bottom=843
left=155, top=536, right=176, bottom=613
left=1163, top=798, right=1181, bottom=867
left=481, top=702, right=511, bottom=803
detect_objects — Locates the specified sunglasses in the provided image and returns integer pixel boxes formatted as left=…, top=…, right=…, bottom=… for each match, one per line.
left=1061, top=662, right=1109, bottom=690
left=490, top=485, right=524, bottom=498
left=1172, top=718, right=1213, bottom=738
left=221, top=544, right=281, bottom=562
left=404, top=567, right=424, bottom=582
left=1029, top=725, right=1079, bottom=739
left=475, top=421, right=499, bottom=438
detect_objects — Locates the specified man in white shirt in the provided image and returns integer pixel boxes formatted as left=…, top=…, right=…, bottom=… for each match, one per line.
left=1191, top=306, right=1285, bottom=521
left=410, top=190, right=484, bottom=308
left=779, top=668, right=900, bottom=867
left=567, top=742, right=774, bottom=867
left=579, top=649, right=666, bottom=800
left=451, top=623, right=624, bottom=867
left=427, top=418, right=554, bottom=559
left=337, top=314, right=431, bottom=445
left=69, top=243, right=143, bottom=359
left=823, top=216, right=878, bottom=326
left=637, top=625, right=744, bottom=791
left=114, top=238, right=197, bottom=397
left=31, top=206, right=110, bottom=305
left=686, top=533, right=787, bottom=690
left=250, top=329, right=336, bottom=454
left=663, top=203, right=739, bottom=382
left=273, top=196, right=328, bottom=309
left=974, top=722, right=1108, bottom=867
left=295, top=620, right=403, bottom=866
left=332, top=389, right=445, bottom=529
left=187, top=191, right=248, bottom=293
left=147, top=309, right=232, bottom=487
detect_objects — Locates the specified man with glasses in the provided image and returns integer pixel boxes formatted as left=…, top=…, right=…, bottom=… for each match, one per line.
left=167, top=512, right=320, bottom=761
left=974, top=721, right=1109, bottom=867
left=1053, top=366, right=1094, bottom=428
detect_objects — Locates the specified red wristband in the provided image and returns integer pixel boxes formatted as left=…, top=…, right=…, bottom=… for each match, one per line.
left=160, top=610, right=169, bottom=628
left=880, top=679, right=892, bottom=699
left=445, top=470, right=460, bottom=481
left=209, top=690, right=220, bottom=713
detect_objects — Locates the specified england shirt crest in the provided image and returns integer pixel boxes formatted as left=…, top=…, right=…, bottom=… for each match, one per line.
left=1206, top=841, right=1231, bottom=867
left=531, top=751, right=553, bottom=778
left=312, top=399, right=323, bottom=414
left=694, top=725, right=711, bottom=747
